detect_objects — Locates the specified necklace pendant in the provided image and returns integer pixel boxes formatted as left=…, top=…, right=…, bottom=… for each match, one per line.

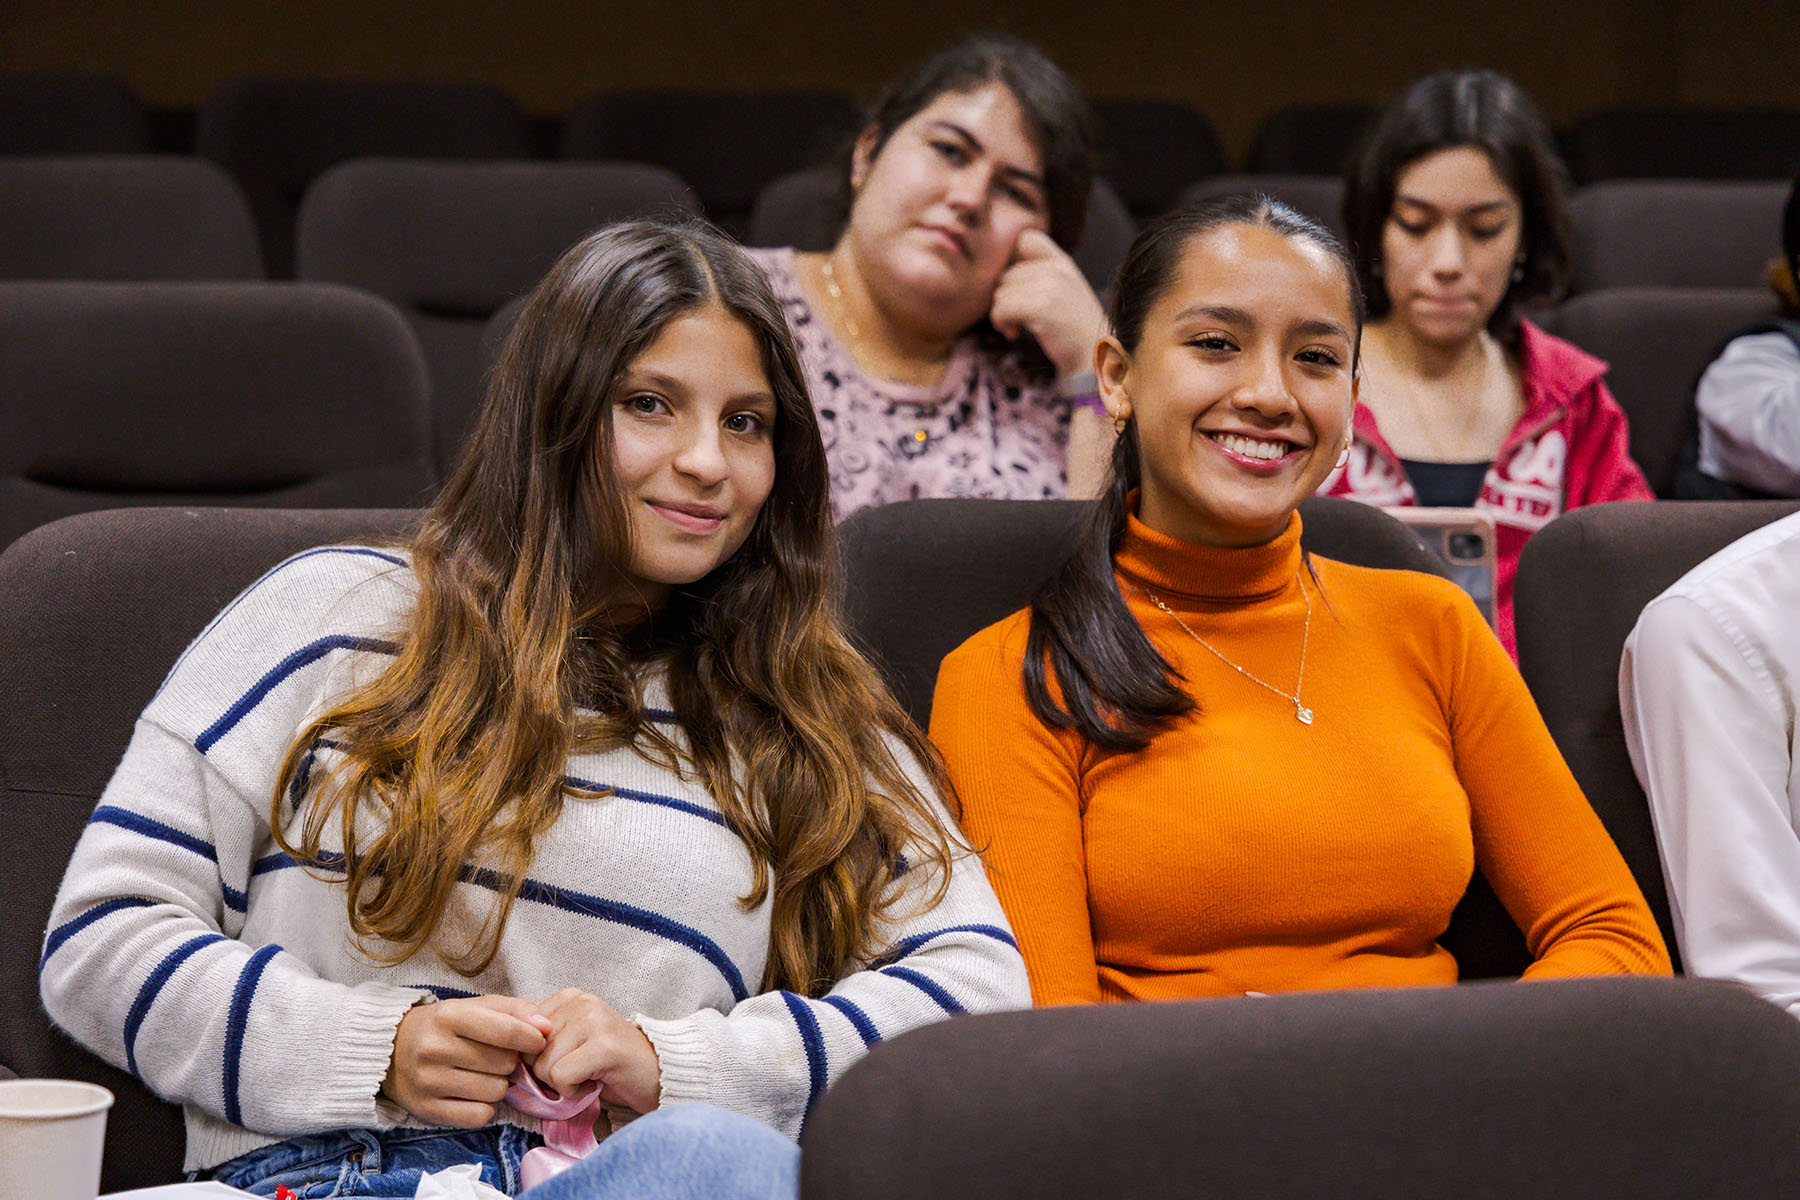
left=1295, top=704, right=1314, bottom=725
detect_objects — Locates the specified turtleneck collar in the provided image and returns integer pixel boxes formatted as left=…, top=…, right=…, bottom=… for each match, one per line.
left=1115, top=498, right=1304, bottom=604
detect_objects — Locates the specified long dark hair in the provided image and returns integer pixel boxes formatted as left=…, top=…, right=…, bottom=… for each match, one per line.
left=1023, top=196, right=1364, bottom=751
left=274, top=219, right=958, bottom=994
left=1343, top=69, right=1571, bottom=347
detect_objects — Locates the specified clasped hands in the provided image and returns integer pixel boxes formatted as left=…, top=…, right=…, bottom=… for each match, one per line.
left=381, top=989, right=660, bottom=1129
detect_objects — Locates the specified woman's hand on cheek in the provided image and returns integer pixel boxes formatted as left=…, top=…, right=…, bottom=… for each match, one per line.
left=382, top=995, right=552, bottom=1128
left=988, top=228, right=1108, bottom=379
left=532, top=988, right=663, bottom=1115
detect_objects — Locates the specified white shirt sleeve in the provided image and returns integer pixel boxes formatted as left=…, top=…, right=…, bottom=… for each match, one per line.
left=1695, top=331, right=1800, bottom=495
left=1621, top=591, right=1800, bottom=1015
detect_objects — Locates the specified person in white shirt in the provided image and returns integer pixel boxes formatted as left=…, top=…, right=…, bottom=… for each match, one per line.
left=1620, top=509, right=1800, bottom=1014
left=1680, top=173, right=1800, bottom=498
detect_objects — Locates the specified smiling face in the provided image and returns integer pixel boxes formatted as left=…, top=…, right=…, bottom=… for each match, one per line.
left=843, top=81, right=1050, bottom=331
left=1378, top=146, right=1523, bottom=347
left=1100, top=223, right=1359, bottom=548
left=605, top=303, right=779, bottom=608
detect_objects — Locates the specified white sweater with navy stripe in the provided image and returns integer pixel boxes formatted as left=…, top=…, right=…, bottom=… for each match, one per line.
left=40, top=548, right=1030, bottom=1173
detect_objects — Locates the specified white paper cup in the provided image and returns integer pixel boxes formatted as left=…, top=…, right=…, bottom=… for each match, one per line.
left=0, top=1079, right=114, bottom=1200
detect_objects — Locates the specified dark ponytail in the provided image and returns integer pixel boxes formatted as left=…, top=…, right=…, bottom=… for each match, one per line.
left=1022, top=194, right=1363, bottom=750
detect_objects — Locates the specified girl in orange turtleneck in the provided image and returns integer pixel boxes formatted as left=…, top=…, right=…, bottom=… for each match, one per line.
left=929, top=195, right=1669, bottom=1006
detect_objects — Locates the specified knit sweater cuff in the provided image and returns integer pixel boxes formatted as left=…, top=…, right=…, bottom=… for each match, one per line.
left=314, top=983, right=431, bottom=1129
left=632, top=1012, right=713, bottom=1108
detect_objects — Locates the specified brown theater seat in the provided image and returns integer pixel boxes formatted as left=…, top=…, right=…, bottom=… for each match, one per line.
left=296, top=159, right=700, bottom=472
left=1545, top=287, right=1778, bottom=496
left=801, top=977, right=1800, bottom=1198
left=1568, top=181, right=1788, bottom=293
left=0, top=157, right=262, bottom=281
left=1514, top=499, right=1800, bottom=968
left=0, top=281, right=437, bottom=551
left=197, top=79, right=532, bottom=276
left=0, top=506, right=419, bottom=1191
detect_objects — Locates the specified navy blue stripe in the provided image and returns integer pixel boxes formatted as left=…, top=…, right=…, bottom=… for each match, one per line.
left=819, top=995, right=881, bottom=1049
left=880, top=965, right=964, bottom=1015
left=780, top=991, right=829, bottom=1129
left=872, top=923, right=1019, bottom=969
left=124, top=933, right=225, bottom=1077
left=287, top=737, right=340, bottom=815
left=460, top=866, right=748, bottom=1001
left=90, top=806, right=218, bottom=864
left=252, top=850, right=346, bottom=877
left=893, top=852, right=911, bottom=878
left=565, top=776, right=727, bottom=828
left=159, top=548, right=407, bottom=697
left=222, top=943, right=281, bottom=1126
left=41, top=897, right=156, bottom=969
left=644, top=708, right=679, bottom=725
left=196, top=635, right=397, bottom=753
left=221, top=881, right=247, bottom=914
left=409, top=984, right=480, bottom=1001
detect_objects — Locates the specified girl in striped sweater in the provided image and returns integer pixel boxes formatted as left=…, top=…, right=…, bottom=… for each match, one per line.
left=40, top=220, right=1028, bottom=1198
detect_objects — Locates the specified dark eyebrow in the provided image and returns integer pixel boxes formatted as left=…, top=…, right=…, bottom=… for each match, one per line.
left=1172, top=306, right=1350, bottom=345
left=1293, top=318, right=1353, bottom=343
left=927, top=120, right=1045, bottom=189
left=1172, top=304, right=1256, bottom=327
left=623, top=370, right=776, bottom=408
left=1393, top=193, right=1515, bottom=218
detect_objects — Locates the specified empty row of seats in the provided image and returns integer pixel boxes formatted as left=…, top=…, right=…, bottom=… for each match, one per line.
left=6, top=157, right=1784, bottom=300
left=8, top=74, right=1800, bottom=256
left=6, top=495, right=1800, bottom=1192
left=0, top=275, right=1775, bottom=553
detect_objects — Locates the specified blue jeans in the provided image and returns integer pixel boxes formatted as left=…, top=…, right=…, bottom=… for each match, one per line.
left=207, top=1106, right=799, bottom=1199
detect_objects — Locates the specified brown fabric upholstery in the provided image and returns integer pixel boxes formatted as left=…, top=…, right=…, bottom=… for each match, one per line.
left=0, top=282, right=437, bottom=551
left=1545, top=287, right=1780, bottom=496
left=1246, top=104, right=1377, bottom=176
left=800, top=977, right=1800, bottom=1199
left=295, top=159, right=701, bottom=471
left=1514, top=499, right=1800, bottom=971
left=197, top=79, right=531, bottom=276
left=1568, top=181, right=1789, bottom=293
left=0, top=157, right=262, bottom=281
left=0, top=506, right=420, bottom=1191
left=0, top=73, right=150, bottom=154
left=746, top=166, right=1137, bottom=296
left=561, top=90, right=859, bottom=238
left=836, top=496, right=1528, bottom=978
left=1177, top=174, right=1348, bottom=239
left=1564, top=107, right=1800, bottom=184
left=1090, top=99, right=1227, bottom=219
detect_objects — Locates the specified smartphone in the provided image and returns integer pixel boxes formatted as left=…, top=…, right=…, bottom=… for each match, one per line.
left=1386, top=507, right=1499, bottom=630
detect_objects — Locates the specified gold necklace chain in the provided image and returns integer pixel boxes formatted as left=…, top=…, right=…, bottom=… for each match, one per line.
left=817, top=254, right=865, bottom=348
left=1138, top=574, right=1315, bottom=726
left=818, top=252, right=935, bottom=453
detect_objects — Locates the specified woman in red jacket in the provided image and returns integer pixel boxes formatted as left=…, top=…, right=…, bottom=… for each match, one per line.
left=1323, top=70, right=1652, bottom=658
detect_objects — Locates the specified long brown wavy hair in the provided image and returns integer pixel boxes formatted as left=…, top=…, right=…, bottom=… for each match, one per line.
left=272, top=219, right=958, bottom=995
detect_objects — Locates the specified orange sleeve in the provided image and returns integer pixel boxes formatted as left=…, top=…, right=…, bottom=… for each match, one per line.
left=930, top=616, right=1103, bottom=1005
left=1439, top=594, right=1672, bottom=978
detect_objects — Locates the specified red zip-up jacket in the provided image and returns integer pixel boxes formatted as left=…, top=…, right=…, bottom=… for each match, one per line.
left=1322, top=319, right=1654, bottom=659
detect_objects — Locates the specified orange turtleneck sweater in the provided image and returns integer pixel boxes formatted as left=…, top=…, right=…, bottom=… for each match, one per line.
left=930, top=510, right=1669, bottom=1006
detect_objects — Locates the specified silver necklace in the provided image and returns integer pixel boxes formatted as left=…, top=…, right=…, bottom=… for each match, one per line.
left=1138, top=573, right=1315, bottom=725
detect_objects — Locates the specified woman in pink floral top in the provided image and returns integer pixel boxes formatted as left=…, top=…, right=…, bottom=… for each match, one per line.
left=751, top=37, right=1113, bottom=518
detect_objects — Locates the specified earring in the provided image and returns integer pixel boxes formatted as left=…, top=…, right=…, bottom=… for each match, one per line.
left=1335, top=440, right=1352, bottom=470
left=1113, top=413, right=1130, bottom=436
left=1512, top=260, right=1526, bottom=283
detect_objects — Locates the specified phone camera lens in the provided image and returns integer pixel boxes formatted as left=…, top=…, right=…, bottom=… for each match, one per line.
left=1448, top=533, right=1486, bottom=560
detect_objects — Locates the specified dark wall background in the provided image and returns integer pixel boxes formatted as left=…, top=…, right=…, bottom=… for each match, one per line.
left=3, top=0, right=1793, bottom=158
